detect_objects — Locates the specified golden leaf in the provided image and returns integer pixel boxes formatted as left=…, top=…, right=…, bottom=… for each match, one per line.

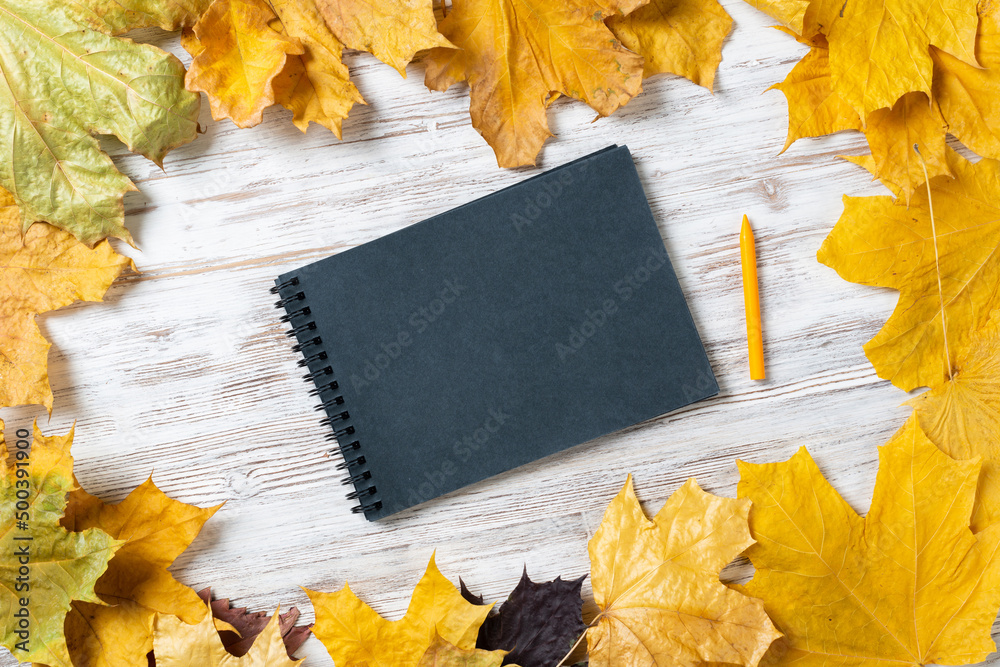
left=908, top=309, right=1000, bottom=533
left=769, top=33, right=862, bottom=151
left=185, top=0, right=304, bottom=128
left=586, top=475, right=780, bottom=667
left=60, top=478, right=222, bottom=667
left=805, top=0, right=978, bottom=117
left=423, top=0, right=645, bottom=168
left=153, top=603, right=303, bottom=666
left=817, top=151, right=1000, bottom=392
left=305, top=553, right=492, bottom=666
left=184, top=0, right=363, bottom=134
left=0, top=189, right=134, bottom=411
left=744, top=0, right=807, bottom=32
left=606, top=0, right=733, bottom=90
left=314, top=0, right=453, bottom=75
left=844, top=91, right=951, bottom=201
left=269, top=0, right=365, bottom=137
left=418, top=633, right=509, bottom=666
left=739, top=414, right=1000, bottom=665
left=934, top=0, right=1000, bottom=159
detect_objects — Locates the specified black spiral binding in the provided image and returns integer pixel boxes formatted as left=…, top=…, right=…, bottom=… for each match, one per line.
left=272, top=276, right=382, bottom=516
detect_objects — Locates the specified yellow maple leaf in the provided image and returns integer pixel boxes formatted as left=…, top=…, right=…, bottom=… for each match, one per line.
left=842, top=91, right=951, bottom=201
left=184, top=0, right=363, bottom=134
left=418, top=632, right=509, bottom=666
left=423, top=0, right=645, bottom=168
left=269, top=0, right=365, bottom=137
left=586, top=475, right=780, bottom=667
left=817, top=151, right=1000, bottom=392
left=605, top=0, right=733, bottom=90
left=739, top=414, right=1000, bottom=665
left=770, top=33, right=950, bottom=198
left=60, top=478, right=222, bottom=667
left=803, top=0, right=978, bottom=117
left=313, top=0, right=453, bottom=75
left=153, top=603, right=303, bottom=666
left=0, top=189, right=135, bottom=411
left=769, top=33, right=862, bottom=151
left=934, top=0, right=1000, bottom=160
left=185, top=0, right=304, bottom=128
left=908, top=309, right=1000, bottom=533
left=305, top=553, right=492, bottom=666
left=745, top=0, right=808, bottom=32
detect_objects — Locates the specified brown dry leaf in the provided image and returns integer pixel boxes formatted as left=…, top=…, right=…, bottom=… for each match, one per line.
left=739, top=415, right=1000, bottom=666
left=153, top=603, right=303, bottom=666
left=586, top=475, right=780, bottom=667
left=424, top=0, right=645, bottom=168
left=0, top=189, right=134, bottom=411
left=817, top=150, right=1000, bottom=392
left=60, top=479, right=222, bottom=667
left=606, top=0, right=733, bottom=90
left=909, top=309, right=1000, bottom=533
left=314, top=0, right=453, bottom=75
left=305, top=553, right=492, bottom=666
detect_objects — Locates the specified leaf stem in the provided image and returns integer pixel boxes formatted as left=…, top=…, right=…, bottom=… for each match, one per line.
left=913, top=144, right=953, bottom=382
left=554, top=616, right=600, bottom=667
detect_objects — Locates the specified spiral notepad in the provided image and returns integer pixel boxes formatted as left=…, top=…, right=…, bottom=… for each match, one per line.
left=272, top=146, right=718, bottom=520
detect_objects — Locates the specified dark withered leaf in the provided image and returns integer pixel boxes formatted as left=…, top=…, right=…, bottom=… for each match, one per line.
left=462, top=569, right=586, bottom=667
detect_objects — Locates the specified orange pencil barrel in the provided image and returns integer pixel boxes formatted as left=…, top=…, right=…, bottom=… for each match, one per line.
left=740, top=215, right=765, bottom=380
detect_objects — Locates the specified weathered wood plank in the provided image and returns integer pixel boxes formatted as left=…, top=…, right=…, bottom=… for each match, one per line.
left=3, top=0, right=987, bottom=664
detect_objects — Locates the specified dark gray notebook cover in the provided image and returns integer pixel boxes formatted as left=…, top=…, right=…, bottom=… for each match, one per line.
left=273, top=146, right=717, bottom=520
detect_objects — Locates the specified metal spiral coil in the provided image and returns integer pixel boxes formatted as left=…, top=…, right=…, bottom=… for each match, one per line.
left=273, top=276, right=379, bottom=517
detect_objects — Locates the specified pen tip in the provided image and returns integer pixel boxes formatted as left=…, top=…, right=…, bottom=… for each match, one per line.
left=741, top=214, right=751, bottom=233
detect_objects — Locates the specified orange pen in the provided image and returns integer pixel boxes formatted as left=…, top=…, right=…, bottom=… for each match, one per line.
left=740, top=215, right=765, bottom=380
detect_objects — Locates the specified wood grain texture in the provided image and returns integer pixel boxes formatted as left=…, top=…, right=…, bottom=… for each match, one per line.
left=4, top=1, right=995, bottom=664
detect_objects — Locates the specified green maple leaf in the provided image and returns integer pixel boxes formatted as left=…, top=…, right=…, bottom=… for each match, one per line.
left=0, top=0, right=203, bottom=246
left=0, top=421, right=122, bottom=667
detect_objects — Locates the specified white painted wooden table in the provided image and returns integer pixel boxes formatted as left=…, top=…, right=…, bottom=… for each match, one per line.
left=4, top=2, right=985, bottom=664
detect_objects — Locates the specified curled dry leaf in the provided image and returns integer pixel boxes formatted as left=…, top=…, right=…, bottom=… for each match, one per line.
left=314, top=0, right=453, bottom=75
left=423, top=0, right=646, bottom=168
left=60, top=479, right=222, bottom=667
left=153, top=602, right=303, bottom=666
left=738, top=415, right=1000, bottom=666
left=305, top=553, right=492, bottom=666
left=817, top=151, right=1000, bottom=392
left=606, top=0, right=733, bottom=90
left=0, top=422, right=122, bottom=667
left=184, top=0, right=363, bottom=136
left=586, top=475, right=780, bottom=667
left=0, top=190, right=135, bottom=412
left=0, top=0, right=200, bottom=245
